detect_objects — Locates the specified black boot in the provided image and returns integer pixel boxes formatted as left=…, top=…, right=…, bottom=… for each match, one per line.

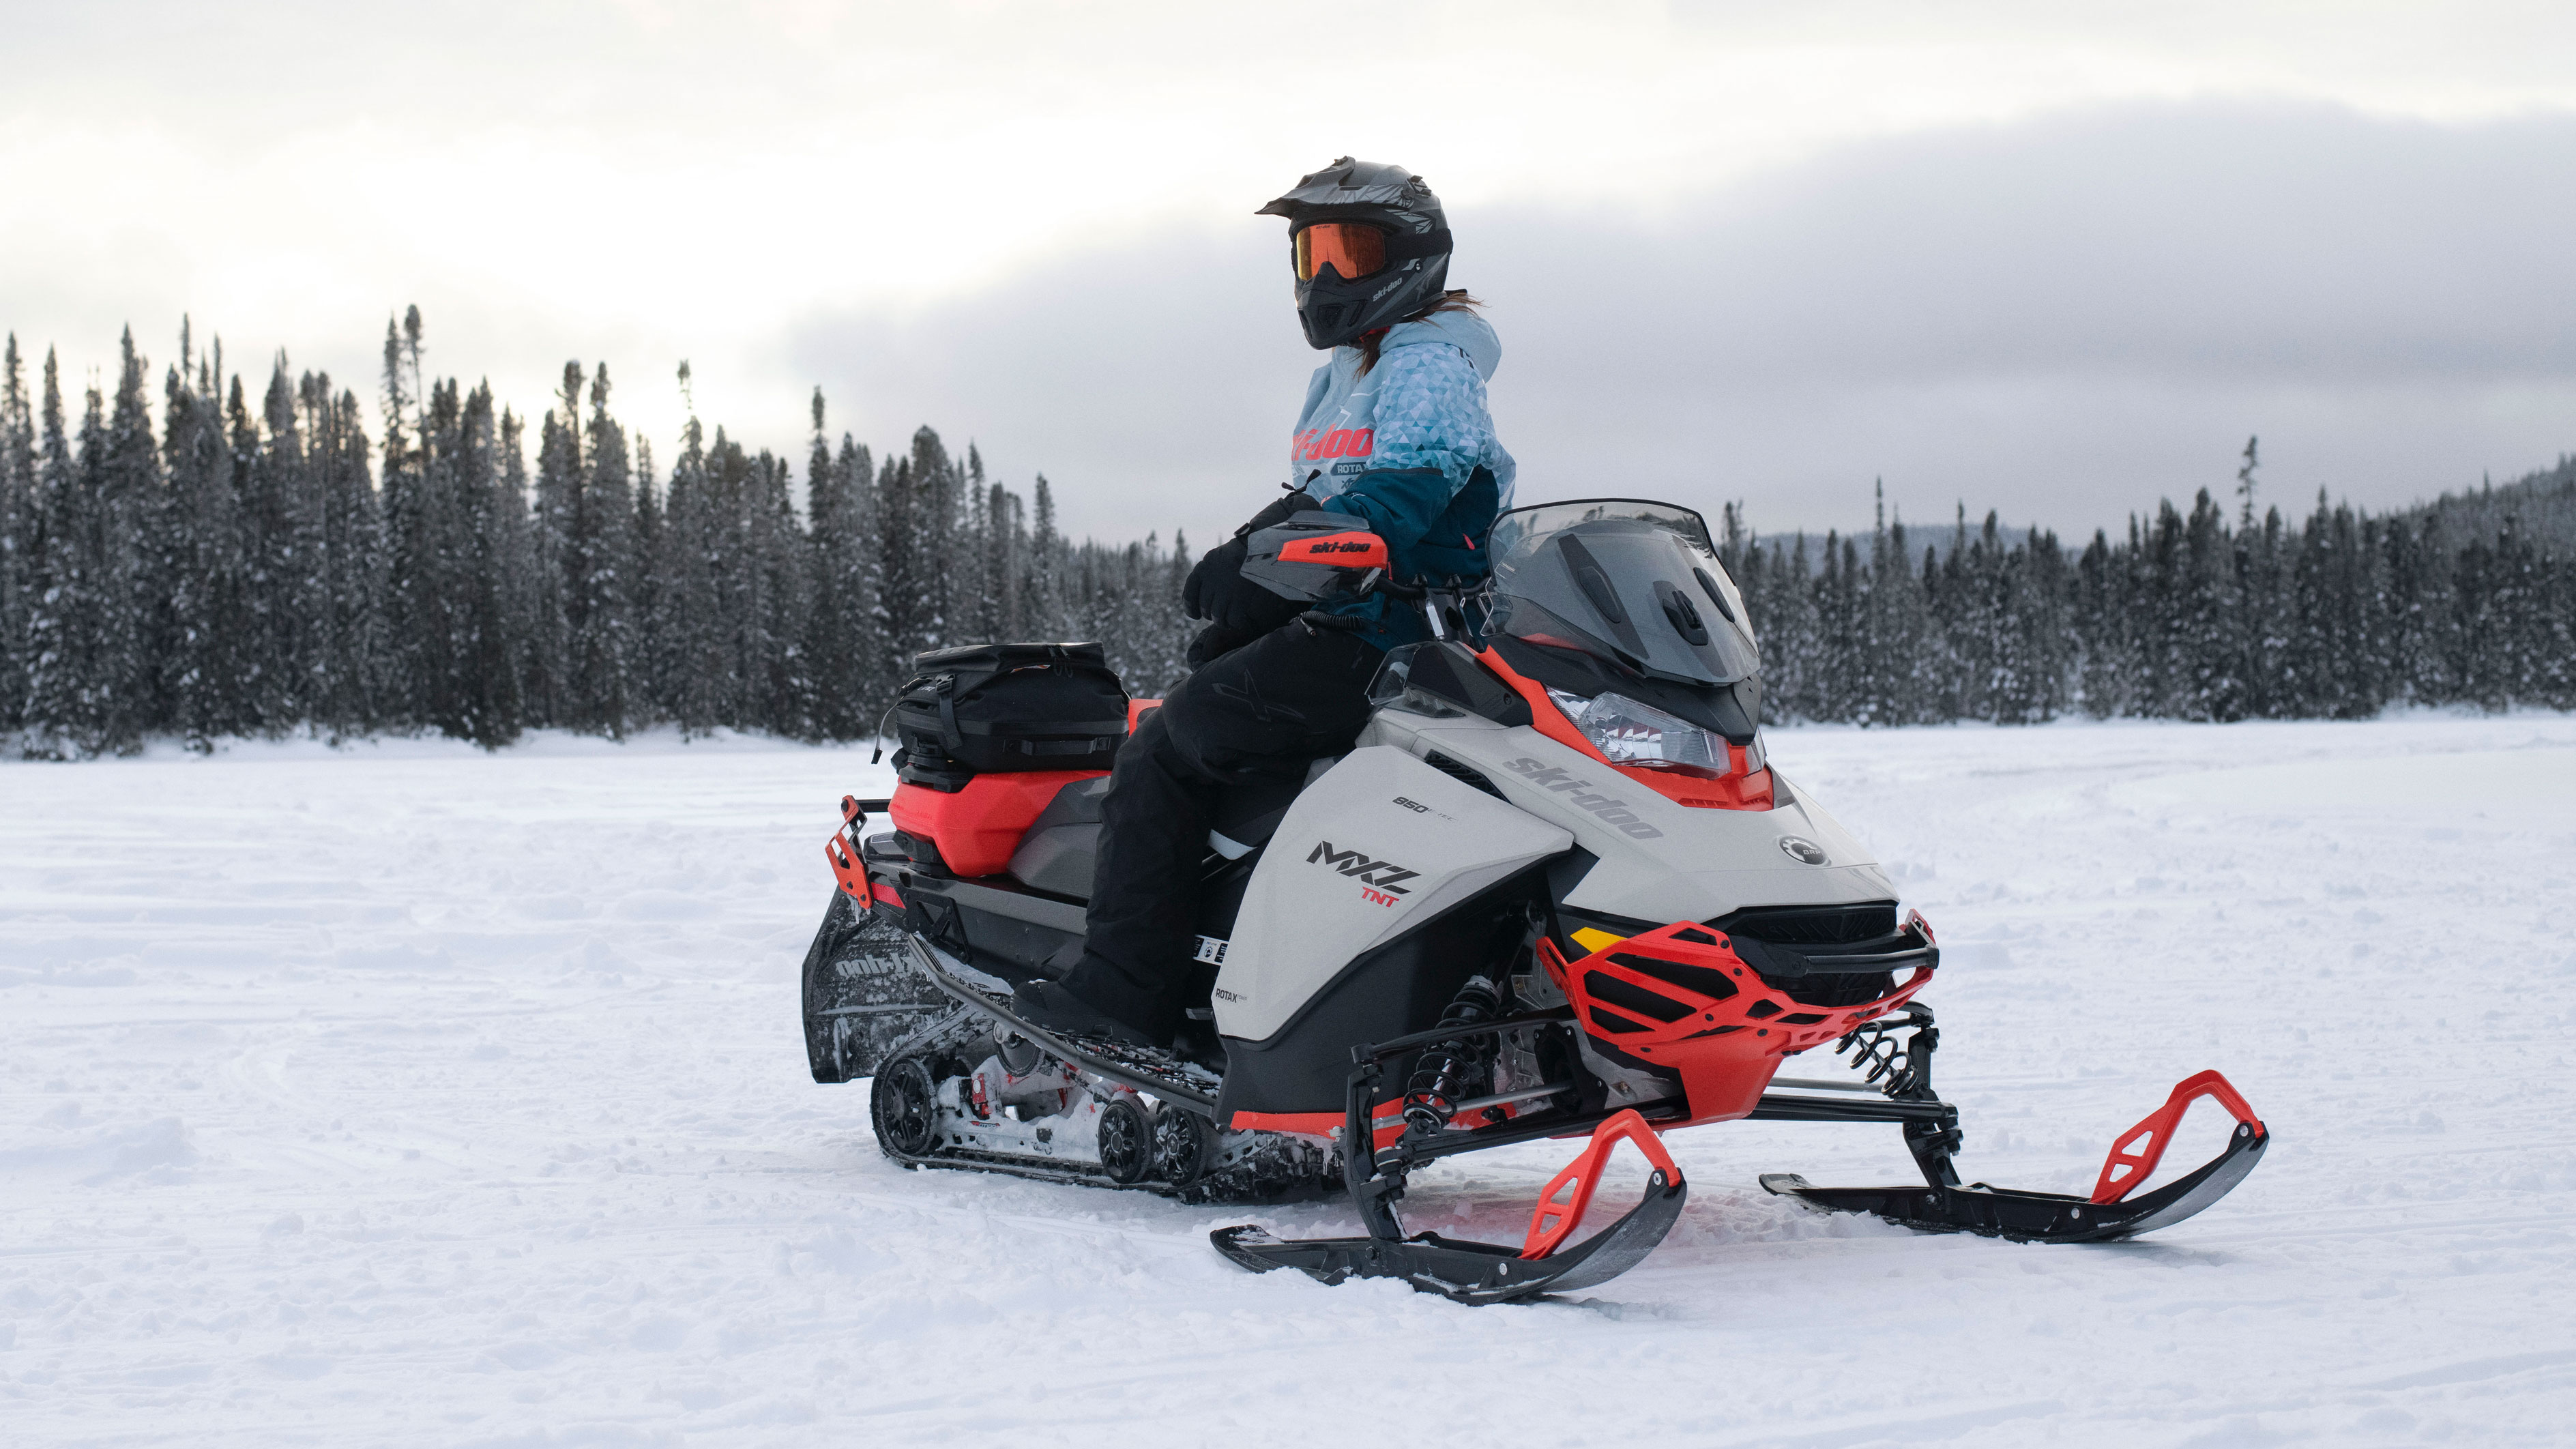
left=1012, top=980, right=1158, bottom=1049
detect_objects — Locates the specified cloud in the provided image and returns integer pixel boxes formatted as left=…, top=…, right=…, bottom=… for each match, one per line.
left=790, top=98, right=2576, bottom=548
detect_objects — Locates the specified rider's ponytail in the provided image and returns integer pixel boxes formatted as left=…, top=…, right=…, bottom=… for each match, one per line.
left=1356, top=291, right=1485, bottom=377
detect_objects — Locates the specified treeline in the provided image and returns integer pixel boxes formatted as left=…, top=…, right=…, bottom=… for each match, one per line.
left=1, top=317, right=2569, bottom=757
left=0, top=314, right=1193, bottom=757
left=1725, top=461, right=2576, bottom=724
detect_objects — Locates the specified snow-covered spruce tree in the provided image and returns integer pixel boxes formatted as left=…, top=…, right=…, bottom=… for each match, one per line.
left=497, top=402, right=559, bottom=731
left=800, top=392, right=869, bottom=739
left=628, top=433, right=660, bottom=720
left=902, top=426, right=960, bottom=664
left=17, top=350, right=84, bottom=755
left=2375, top=508, right=2438, bottom=711
left=252, top=355, right=329, bottom=733
left=1761, top=533, right=1820, bottom=723
left=2179, top=489, right=2246, bottom=721
left=957, top=444, right=995, bottom=647
left=427, top=371, right=486, bottom=732
left=532, top=366, right=584, bottom=730
left=516, top=379, right=571, bottom=729
left=651, top=383, right=716, bottom=733
left=837, top=433, right=888, bottom=722
left=989, top=481, right=1025, bottom=643
left=451, top=380, right=523, bottom=745
left=1857, top=486, right=1934, bottom=725
left=377, top=311, right=430, bottom=732
left=158, top=331, right=247, bottom=745
left=302, top=372, right=385, bottom=736
left=748, top=443, right=812, bottom=735
left=2003, top=524, right=2072, bottom=724
left=91, top=330, right=163, bottom=752
left=703, top=428, right=756, bottom=724
left=2292, top=489, right=2382, bottom=718
left=529, top=365, right=588, bottom=727
left=2072, top=528, right=2128, bottom=718
left=2236, top=507, right=2291, bottom=718
left=1025, top=473, right=1062, bottom=643
left=404, top=371, right=458, bottom=730
left=1156, top=529, right=1193, bottom=692
left=0, top=336, right=35, bottom=734
left=1811, top=533, right=1862, bottom=723
left=570, top=364, right=636, bottom=737
left=406, top=377, right=471, bottom=735
left=870, top=447, right=916, bottom=684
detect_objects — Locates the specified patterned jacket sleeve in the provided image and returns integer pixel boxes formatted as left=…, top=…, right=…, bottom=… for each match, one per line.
left=1321, top=342, right=1497, bottom=549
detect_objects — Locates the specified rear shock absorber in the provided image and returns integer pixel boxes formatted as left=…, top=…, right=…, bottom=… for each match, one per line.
left=1403, top=976, right=1501, bottom=1134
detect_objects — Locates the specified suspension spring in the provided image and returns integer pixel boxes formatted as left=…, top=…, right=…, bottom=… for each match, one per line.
left=1834, top=1006, right=1937, bottom=1099
left=1403, top=976, right=1502, bottom=1134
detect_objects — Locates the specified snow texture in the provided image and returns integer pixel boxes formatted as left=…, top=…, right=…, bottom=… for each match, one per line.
left=3, top=716, right=2573, bottom=1446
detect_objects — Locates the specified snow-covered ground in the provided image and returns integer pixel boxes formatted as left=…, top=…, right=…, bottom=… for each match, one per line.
left=5, top=715, right=2574, bottom=1447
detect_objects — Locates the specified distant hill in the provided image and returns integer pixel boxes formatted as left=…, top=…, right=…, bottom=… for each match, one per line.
left=2392, top=456, right=2576, bottom=548
left=1742, top=455, right=2576, bottom=565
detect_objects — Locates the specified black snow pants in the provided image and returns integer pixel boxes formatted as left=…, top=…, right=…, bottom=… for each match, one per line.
left=1059, top=624, right=1381, bottom=1037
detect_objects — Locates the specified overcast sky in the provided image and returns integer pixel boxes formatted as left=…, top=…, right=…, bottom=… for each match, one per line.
left=5, top=1, right=2572, bottom=549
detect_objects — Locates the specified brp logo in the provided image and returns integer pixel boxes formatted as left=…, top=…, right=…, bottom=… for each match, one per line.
left=1777, top=836, right=1829, bottom=866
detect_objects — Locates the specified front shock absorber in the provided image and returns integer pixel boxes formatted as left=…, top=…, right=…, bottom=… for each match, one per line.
left=1403, top=976, right=1501, bottom=1134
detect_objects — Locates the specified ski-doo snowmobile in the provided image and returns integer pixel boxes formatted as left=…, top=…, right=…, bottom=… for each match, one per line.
left=799, top=499, right=2269, bottom=1304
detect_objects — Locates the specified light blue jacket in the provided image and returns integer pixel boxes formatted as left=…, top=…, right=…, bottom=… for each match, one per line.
left=1286, top=310, right=1517, bottom=648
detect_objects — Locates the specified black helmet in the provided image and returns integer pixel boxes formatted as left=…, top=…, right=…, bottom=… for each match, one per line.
left=1257, top=158, right=1452, bottom=351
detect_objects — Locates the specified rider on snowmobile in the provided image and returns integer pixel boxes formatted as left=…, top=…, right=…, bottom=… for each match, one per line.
left=1014, top=157, right=1517, bottom=1046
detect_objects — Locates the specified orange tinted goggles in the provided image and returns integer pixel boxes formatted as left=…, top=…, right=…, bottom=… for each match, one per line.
left=1293, top=222, right=1387, bottom=282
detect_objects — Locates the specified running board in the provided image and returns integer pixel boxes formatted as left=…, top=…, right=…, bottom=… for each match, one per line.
left=909, top=937, right=1221, bottom=1115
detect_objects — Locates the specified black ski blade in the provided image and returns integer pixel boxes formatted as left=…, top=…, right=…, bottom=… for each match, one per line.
left=1212, top=1169, right=1687, bottom=1304
left=1763, top=1119, right=2268, bottom=1244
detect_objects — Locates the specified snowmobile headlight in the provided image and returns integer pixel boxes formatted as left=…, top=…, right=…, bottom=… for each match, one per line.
left=1545, top=688, right=1738, bottom=772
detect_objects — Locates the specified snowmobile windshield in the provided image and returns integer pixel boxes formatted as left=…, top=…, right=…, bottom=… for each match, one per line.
left=1484, top=499, right=1761, bottom=686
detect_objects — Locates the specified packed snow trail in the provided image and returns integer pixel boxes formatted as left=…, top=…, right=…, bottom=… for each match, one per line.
left=4, top=717, right=2573, bottom=1447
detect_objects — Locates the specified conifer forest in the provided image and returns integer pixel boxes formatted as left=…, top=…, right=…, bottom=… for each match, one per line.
left=0, top=313, right=2570, bottom=758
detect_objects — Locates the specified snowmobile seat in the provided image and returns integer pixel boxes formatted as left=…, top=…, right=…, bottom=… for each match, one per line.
left=1003, top=755, right=1345, bottom=900
left=897, top=868, right=1088, bottom=986
left=1208, top=755, right=1343, bottom=860
left=1006, top=775, right=1113, bottom=898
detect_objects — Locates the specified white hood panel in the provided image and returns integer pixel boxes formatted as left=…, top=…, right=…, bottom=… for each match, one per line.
left=1213, top=746, right=1571, bottom=1043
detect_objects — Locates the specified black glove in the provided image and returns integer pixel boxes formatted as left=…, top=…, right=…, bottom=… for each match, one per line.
left=1183, top=536, right=1246, bottom=622
left=1186, top=623, right=1255, bottom=667
left=1182, top=488, right=1315, bottom=623
left=1215, top=575, right=1308, bottom=636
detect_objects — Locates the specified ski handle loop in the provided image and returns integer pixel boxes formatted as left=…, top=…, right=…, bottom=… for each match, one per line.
left=1522, top=1109, right=1682, bottom=1260
left=823, top=795, right=875, bottom=908
left=2090, top=1069, right=2266, bottom=1205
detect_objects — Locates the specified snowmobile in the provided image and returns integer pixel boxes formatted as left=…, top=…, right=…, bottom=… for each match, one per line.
left=798, top=498, right=2269, bottom=1304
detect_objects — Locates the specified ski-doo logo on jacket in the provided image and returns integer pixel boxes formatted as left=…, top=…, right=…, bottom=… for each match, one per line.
left=1503, top=759, right=1665, bottom=839
left=1293, top=427, right=1374, bottom=467
left=1306, top=841, right=1418, bottom=899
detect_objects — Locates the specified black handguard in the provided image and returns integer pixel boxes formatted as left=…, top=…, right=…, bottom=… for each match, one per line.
left=1183, top=488, right=1315, bottom=624
left=1235, top=488, right=1316, bottom=540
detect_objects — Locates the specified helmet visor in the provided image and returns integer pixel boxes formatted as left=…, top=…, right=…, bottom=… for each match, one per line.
left=1293, top=222, right=1387, bottom=282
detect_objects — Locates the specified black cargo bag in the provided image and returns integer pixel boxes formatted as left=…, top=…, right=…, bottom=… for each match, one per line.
left=891, top=642, right=1129, bottom=789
